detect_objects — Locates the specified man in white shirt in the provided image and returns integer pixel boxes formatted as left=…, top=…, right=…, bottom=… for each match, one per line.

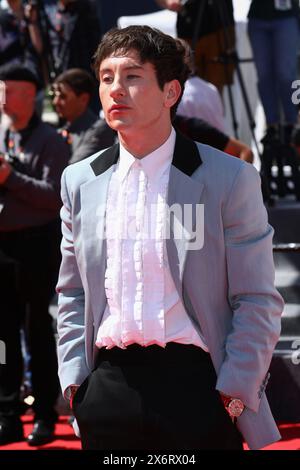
left=177, top=74, right=226, bottom=132
left=56, top=25, right=283, bottom=450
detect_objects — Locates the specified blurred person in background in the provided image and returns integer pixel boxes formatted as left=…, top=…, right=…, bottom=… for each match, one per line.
left=156, top=0, right=236, bottom=94
left=35, top=0, right=101, bottom=112
left=176, top=37, right=226, bottom=132
left=0, top=0, right=42, bottom=72
left=0, top=62, right=69, bottom=446
left=0, top=0, right=46, bottom=115
left=177, top=73, right=226, bottom=132
left=41, top=0, right=101, bottom=77
left=173, top=38, right=252, bottom=162
left=52, top=68, right=115, bottom=164
left=174, top=114, right=253, bottom=163
left=248, top=0, right=300, bottom=146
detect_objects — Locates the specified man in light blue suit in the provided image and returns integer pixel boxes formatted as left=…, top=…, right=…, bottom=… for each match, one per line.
left=56, top=25, right=284, bottom=450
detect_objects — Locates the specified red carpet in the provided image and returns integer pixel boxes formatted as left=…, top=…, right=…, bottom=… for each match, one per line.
left=0, top=416, right=299, bottom=450
left=0, top=416, right=81, bottom=451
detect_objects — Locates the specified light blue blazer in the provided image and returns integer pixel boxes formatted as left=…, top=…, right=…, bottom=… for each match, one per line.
left=56, top=133, right=284, bottom=449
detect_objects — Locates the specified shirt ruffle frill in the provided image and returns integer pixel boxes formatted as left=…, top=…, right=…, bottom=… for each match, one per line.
left=96, top=161, right=168, bottom=349
left=95, top=128, right=208, bottom=352
left=96, top=169, right=124, bottom=349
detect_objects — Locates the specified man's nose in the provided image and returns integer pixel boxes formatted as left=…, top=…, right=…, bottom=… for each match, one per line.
left=109, top=77, right=125, bottom=98
left=52, top=96, right=60, bottom=106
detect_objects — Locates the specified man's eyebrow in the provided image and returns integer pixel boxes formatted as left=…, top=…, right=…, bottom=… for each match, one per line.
left=124, top=64, right=144, bottom=71
left=99, top=64, right=145, bottom=74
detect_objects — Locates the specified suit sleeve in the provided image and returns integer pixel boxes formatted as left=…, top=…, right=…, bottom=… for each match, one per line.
left=216, top=163, right=284, bottom=412
left=56, top=168, right=90, bottom=395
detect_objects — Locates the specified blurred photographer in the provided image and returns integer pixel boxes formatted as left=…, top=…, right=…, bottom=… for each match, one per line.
left=0, top=0, right=45, bottom=114
left=156, top=0, right=236, bottom=94
left=0, top=0, right=42, bottom=69
left=0, top=62, right=69, bottom=446
left=34, top=1, right=101, bottom=77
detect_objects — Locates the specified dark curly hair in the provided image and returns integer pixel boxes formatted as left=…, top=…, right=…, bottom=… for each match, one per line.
left=93, top=25, right=192, bottom=119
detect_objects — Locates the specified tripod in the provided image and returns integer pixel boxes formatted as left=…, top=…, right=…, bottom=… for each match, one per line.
left=260, top=132, right=300, bottom=201
left=189, top=0, right=261, bottom=160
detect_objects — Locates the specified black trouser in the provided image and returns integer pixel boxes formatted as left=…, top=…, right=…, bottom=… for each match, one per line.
left=0, top=220, right=61, bottom=423
left=73, top=343, right=244, bottom=450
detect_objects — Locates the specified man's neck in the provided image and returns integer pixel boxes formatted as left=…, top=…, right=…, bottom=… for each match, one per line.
left=67, top=107, right=88, bottom=126
left=118, top=125, right=173, bottom=159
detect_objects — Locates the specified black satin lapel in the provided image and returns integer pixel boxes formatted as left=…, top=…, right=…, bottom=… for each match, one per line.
left=90, top=143, right=120, bottom=176
left=172, top=131, right=202, bottom=176
left=90, top=133, right=201, bottom=177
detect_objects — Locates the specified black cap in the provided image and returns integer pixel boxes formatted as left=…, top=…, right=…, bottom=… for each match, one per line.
left=0, top=63, right=41, bottom=90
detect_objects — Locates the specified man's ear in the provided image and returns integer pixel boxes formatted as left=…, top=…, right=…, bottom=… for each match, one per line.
left=78, top=92, right=90, bottom=108
left=164, top=79, right=182, bottom=109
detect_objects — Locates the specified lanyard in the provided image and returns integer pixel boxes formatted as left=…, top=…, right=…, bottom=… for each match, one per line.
left=58, top=127, right=72, bottom=145
left=4, top=130, right=24, bottom=160
left=4, top=113, right=39, bottom=160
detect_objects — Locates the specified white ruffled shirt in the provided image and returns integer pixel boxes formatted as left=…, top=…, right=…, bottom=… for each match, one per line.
left=95, top=128, right=208, bottom=351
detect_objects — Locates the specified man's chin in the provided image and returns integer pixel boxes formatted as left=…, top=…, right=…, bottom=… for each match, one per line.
left=55, top=111, right=65, bottom=120
left=107, top=119, right=130, bottom=132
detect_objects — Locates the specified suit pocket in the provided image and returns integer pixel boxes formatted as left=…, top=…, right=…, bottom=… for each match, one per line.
left=72, top=372, right=92, bottom=411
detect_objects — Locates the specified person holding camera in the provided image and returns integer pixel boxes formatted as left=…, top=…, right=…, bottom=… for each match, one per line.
left=156, top=0, right=236, bottom=94
left=0, top=62, right=70, bottom=446
left=0, top=0, right=42, bottom=70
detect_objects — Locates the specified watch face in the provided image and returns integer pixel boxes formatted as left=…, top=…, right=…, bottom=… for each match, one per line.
left=228, top=399, right=244, bottom=417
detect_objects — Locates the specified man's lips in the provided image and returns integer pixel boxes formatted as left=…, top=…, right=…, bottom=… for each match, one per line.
left=108, top=104, right=131, bottom=113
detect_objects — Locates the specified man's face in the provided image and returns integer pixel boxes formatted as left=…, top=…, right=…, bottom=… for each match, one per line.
left=3, top=80, right=35, bottom=122
left=52, top=82, right=84, bottom=122
left=99, top=49, right=175, bottom=137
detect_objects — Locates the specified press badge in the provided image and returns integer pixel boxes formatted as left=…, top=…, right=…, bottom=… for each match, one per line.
left=274, top=0, right=292, bottom=10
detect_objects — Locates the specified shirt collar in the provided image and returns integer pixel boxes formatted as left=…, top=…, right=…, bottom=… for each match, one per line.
left=118, top=127, right=176, bottom=183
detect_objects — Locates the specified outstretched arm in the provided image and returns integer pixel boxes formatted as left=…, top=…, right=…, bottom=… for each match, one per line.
left=224, top=137, right=254, bottom=163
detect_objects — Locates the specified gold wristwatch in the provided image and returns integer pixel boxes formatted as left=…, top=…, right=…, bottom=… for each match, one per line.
left=221, top=395, right=244, bottom=419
